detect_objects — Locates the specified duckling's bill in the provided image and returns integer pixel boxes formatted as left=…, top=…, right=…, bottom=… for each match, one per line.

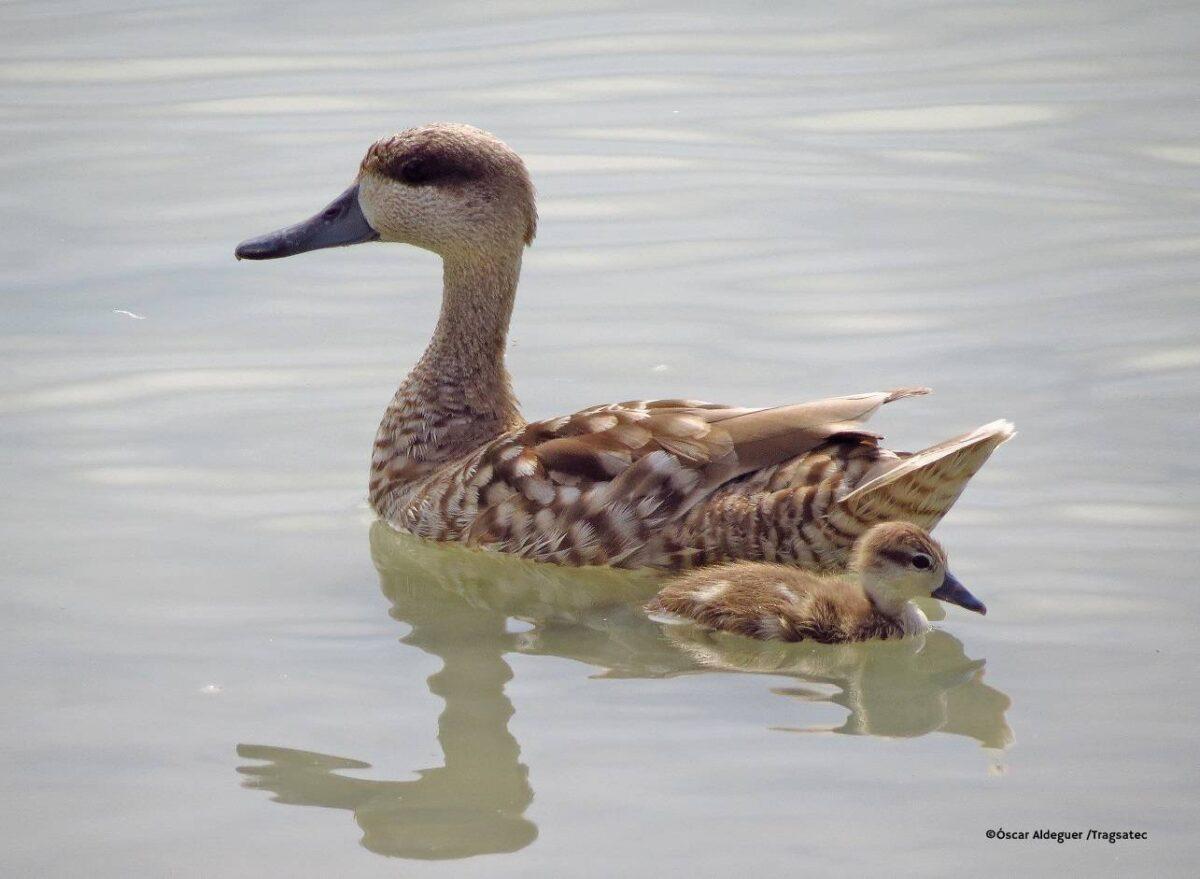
left=235, top=183, right=378, bottom=260
left=931, top=571, right=986, bottom=615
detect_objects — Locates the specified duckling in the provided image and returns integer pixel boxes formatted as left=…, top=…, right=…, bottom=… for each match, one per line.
left=235, top=123, right=1014, bottom=570
left=645, top=522, right=985, bottom=643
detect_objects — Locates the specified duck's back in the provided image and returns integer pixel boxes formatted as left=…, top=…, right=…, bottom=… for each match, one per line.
left=646, top=563, right=902, bottom=643
left=373, top=391, right=1011, bottom=573
left=375, top=392, right=906, bottom=566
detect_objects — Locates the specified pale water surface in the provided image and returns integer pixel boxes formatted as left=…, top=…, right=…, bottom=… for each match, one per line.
left=2, top=1, right=1199, bottom=875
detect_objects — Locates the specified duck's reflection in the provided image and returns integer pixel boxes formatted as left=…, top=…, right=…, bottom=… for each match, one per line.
left=237, top=522, right=1012, bottom=860
left=237, top=532, right=539, bottom=860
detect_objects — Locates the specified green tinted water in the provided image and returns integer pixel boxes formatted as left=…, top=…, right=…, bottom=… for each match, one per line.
left=2, top=1, right=1198, bottom=875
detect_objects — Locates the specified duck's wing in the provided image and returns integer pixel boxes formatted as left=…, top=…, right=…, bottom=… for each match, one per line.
left=836, top=419, right=1016, bottom=531
left=570, top=387, right=927, bottom=479
left=697, top=387, right=929, bottom=476
left=462, top=390, right=923, bottom=565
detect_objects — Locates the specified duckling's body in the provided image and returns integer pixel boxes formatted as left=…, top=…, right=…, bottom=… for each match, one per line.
left=236, top=123, right=1015, bottom=571
left=648, top=562, right=914, bottom=642
left=646, top=522, right=985, bottom=643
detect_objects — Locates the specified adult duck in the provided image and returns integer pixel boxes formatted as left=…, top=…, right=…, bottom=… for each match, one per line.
left=236, top=123, right=1013, bottom=569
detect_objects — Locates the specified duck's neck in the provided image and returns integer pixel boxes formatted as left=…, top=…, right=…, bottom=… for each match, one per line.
left=370, top=247, right=526, bottom=513
left=861, top=576, right=930, bottom=636
left=428, top=249, right=521, bottom=378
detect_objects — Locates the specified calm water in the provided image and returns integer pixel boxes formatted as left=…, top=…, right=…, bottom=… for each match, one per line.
left=3, top=1, right=1199, bottom=875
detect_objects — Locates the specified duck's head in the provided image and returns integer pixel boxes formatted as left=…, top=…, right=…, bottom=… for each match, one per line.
left=851, top=522, right=986, bottom=616
left=235, top=123, right=536, bottom=262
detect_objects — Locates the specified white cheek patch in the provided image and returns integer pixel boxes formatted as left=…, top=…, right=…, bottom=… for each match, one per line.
left=900, top=602, right=930, bottom=636
left=357, top=174, right=389, bottom=230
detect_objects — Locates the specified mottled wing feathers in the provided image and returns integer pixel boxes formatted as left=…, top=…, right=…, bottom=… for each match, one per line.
left=383, top=387, right=1014, bottom=571
left=522, top=403, right=739, bottom=480
left=461, top=403, right=740, bottom=565
left=710, top=388, right=928, bottom=475
left=453, top=391, right=940, bottom=565
left=837, top=419, right=1016, bottom=530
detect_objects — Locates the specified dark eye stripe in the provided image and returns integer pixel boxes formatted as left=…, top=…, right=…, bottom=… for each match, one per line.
left=399, top=158, right=437, bottom=184
left=387, top=148, right=482, bottom=186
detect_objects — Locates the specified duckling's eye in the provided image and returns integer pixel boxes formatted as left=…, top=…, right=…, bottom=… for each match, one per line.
left=911, top=554, right=932, bottom=570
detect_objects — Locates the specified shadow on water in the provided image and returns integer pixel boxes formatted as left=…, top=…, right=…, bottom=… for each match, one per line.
left=236, top=522, right=1013, bottom=860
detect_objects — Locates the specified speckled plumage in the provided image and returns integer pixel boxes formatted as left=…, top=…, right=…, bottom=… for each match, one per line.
left=355, top=125, right=1015, bottom=569
left=371, top=386, right=1013, bottom=570
left=239, top=122, right=1015, bottom=571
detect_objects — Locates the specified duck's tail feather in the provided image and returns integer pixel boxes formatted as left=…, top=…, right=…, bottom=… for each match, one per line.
left=838, top=419, right=1016, bottom=530
left=883, top=386, right=932, bottom=404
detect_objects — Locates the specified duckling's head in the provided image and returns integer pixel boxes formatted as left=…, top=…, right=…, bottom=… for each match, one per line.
left=851, top=522, right=986, bottom=616
left=236, top=123, right=536, bottom=261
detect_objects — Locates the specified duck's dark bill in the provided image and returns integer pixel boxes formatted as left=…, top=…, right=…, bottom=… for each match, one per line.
left=235, top=184, right=379, bottom=260
left=932, top=571, right=987, bottom=615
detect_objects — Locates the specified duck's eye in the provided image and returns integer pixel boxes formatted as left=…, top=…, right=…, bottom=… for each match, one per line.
left=911, top=554, right=932, bottom=570
left=390, top=148, right=480, bottom=187
left=399, top=158, right=429, bottom=185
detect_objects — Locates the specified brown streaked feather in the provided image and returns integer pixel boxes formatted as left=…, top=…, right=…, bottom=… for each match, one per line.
left=838, top=419, right=1016, bottom=531
left=709, top=388, right=927, bottom=476
left=660, top=438, right=887, bottom=570
left=443, top=393, right=925, bottom=564
left=378, top=388, right=1013, bottom=569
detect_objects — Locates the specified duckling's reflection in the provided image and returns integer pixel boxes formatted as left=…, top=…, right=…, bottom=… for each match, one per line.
left=237, top=523, right=1012, bottom=860
left=663, top=627, right=1012, bottom=748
